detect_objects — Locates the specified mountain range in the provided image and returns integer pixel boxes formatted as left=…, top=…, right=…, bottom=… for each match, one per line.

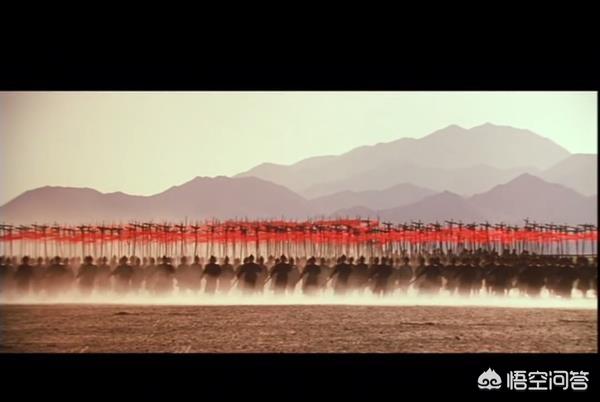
left=540, top=153, right=597, bottom=196
left=0, top=174, right=596, bottom=225
left=236, top=123, right=571, bottom=197
left=0, top=123, right=596, bottom=225
left=0, top=177, right=313, bottom=223
left=339, top=174, right=597, bottom=225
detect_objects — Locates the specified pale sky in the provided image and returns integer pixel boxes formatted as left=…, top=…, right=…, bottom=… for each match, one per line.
left=0, top=91, right=597, bottom=205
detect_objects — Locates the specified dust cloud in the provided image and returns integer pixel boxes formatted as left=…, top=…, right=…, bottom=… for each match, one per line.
left=2, top=288, right=596, bottom=310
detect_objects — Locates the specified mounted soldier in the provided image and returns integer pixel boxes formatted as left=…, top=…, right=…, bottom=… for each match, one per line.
left=269, top=255, right=293, bottom=295
left=287, top=257, right=300, bottom=294
left=554, top=257, right=577, bottom=298
left=575, top=256, right=594, bottom=297
left=188, top=256, right=204, bottom=293
left=299, top=256, right=321, bottom=295
left=414, top=255, right=444, bottom=295
left=14, top=256, right=34, bottom=295
left=32, top=256, right=47, bottom=295
left=369, top=256, right=395, bottom=296
left=95, top=256, right=112, bottom=294
left=45, top=256, right=73, bottom=296
left=351, top=256, right=370, bottom=294
left=395, top=256, right=413, bottom=294
left=176, top=256, right=192, bottom=294
left=329, top=255, right=352, bottom=296
left=219, top=256, right=235, bottom=294
left=257, top=256, right=268, bottom=294
left=488, top=255, right=513, bottom=296
left=76, top=255, right=97, bottom=295
left=130, top=256, right=145, bottom=293
left=318, top=257, right=331, bottom=289
left=202, top=255, right=222, bottom=295
left=236, top=254, right=262, bottom=295
left=111, top=256, right=133, bottom=294
left=518, top=255, right=546, bottom=297
left=143, top=257, right=158, bottom=294
left=0, top=256, right=10, bottom=294
left=154, top=256, right=176, bottom=295
left=456, top=256, right=477, bottom=296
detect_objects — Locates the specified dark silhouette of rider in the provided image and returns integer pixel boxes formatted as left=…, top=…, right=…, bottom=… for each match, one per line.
left=76, top=255, right=97, bottom=295
left=154, top=256, right=176, bottom=295
left=202, top=255, right=222, bottom=294
left=188, top=256, right=204, bottom=293
left=269, top=255, right=292, bottom=295
left=176, top=256, right=192, bottom=294
left=111, top=256, right=133, bottom=294
left=130, top=256, right=144, bottom=293
left=95, top=257, right=112, bottom=294
left=236, top=255, right=262, bottom=295
left=219, top=256, right=235, bottom=294
left=44, top=256, right=73, bottom=296
left=329, top=255, right=352, bottom=296
left=395, top=256, right=413, bottom=294
left=299, top=256, right=321, bottom=295
left=15, top=256, right=34, bottom=295
left=369, top=256, right=394, bottom=296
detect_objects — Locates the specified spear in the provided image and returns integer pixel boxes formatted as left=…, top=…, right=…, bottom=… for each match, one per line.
left=190, top=223, right=201, bottom=257
left=253, top=223, right=260, bottom=257
left=63, top=226, right=76, bottom=257
left=382, top=221, right=393, bottom=256
left=130, top=222, right=143, bottom=257
left=114, top=226, right=123, bottom=257
left=479, top=221, right=491, bottom=251
left=445, top=220, right=458, bottom=252
left=160, top=223, right=172, bottom=256
left=16, top=225, right=30, bottom=256
left=87, top=226, right=98, bottom=257
left=32, top=224, right=48, bottom=258
left=3, top=224, right=14, bottom=256
left=431, top=221, right=442, bottom=251
left=50, top=224, right=61, bottom=256
left=175, top=223, right=186, bottom=257
left=76, top=225, right=88, bottom=257
left=148, top=222, right=158, bottom=257
left=31, top=223, right=48, bottom=257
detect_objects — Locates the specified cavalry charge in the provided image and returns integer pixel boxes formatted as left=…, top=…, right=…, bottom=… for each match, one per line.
left=1, top=219, right=597, bottom=299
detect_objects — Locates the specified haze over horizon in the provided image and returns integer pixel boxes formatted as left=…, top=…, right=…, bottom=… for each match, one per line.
left=1, top=91, right=596, bottom=205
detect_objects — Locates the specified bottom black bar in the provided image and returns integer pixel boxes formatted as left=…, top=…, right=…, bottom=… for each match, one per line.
left=0, top=354, right=596, bottom=398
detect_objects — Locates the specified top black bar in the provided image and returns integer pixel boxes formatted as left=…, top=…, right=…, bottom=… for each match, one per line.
left=1, top=60, right=599, bottom=90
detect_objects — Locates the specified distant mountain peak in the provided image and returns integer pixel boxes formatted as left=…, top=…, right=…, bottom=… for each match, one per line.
left=255, top=162, right=284, bottom=168
left=473, top=122, right=500, bottom=129
left=511, top=172, right=543, bottom=182
left=439, top=190, right=462, bottom=198
left=475, top=173, right=560, bottom=196
left=470, top=174, right=595, bottom=224
left=423, top=123, right=468, bottom=138
left=32, top=185, right=100, bottom=194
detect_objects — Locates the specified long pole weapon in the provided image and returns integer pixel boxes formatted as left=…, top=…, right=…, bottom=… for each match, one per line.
left=6, top=224, right=14, bottom=256
left=75, top=224, right=85, bottom=258
left=191, top=224, right=201, bottom=257
left=175, top=223, right=186, bottom=257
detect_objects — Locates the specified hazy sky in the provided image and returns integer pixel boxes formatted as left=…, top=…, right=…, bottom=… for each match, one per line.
left=0, top=91, right=596, bottom=205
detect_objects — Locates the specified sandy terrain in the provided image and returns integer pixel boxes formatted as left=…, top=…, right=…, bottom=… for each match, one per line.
left=0, top=304, right=596, bottom=353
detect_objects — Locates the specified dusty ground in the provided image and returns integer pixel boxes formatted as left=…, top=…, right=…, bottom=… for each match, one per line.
left=0, top=304, right=596, bottom=353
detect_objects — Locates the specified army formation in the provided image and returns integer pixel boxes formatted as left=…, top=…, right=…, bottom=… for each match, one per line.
left=0, top=248, right=597, bottom=299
